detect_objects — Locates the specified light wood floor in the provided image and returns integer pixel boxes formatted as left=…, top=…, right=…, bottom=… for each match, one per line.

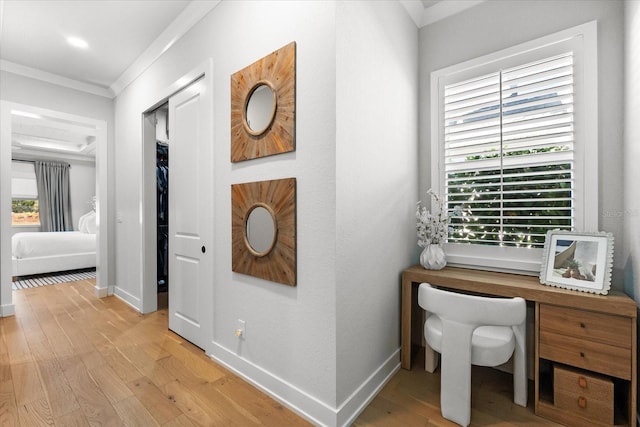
left=3, top=279, right=310, bottom=426
left=355, top=349, right=561, bottom=426
left=3, top=279, right=561, bottom=426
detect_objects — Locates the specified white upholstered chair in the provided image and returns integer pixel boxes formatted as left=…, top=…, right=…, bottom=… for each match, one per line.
left=418, top=283, right=527, bottom=427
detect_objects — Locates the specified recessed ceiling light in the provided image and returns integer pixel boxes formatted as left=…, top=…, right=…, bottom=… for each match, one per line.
left=67, top=36, right=89, bottom=49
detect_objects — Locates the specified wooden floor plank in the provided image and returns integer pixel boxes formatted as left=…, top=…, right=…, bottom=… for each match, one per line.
left=100, top=346, right=145, bottom=384
left=11, top=361, right=46, bottom=406
left=62, top=356, right=121, bottom=426
left=53, top=408, right=89, bottom=426
left=0, top=331, right=14, bottom=383
left=35, top=355, right=81, bottom=419
left=127, top=376, right=183, bottom=425
left=0, top=380, right=19, bottom=426
left=1, top=317, right=34, bottom=365
left=16, top=396, right=54, bottom=426
left=161, top=379, right=218, bottom=425
left=112, top=395, right=160, bottom=426
left=88, top=363, right=133, bottom=405
left=161, top=413, right=198, bottom=427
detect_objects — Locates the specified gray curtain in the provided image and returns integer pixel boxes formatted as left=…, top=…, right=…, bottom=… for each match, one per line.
left=34, top=161, right=73, bottom=232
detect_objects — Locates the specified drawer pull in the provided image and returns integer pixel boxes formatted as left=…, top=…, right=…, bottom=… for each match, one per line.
left=580, top=322, right=586, bottom=328
left=578, top=396, right=587, bottom=409
left=580, top=352, right=585, bottom=358
left=578, top=376, right=587, bottom=388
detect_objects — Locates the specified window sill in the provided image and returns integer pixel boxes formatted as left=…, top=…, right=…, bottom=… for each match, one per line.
left=444, top=243, right=543, bottom=276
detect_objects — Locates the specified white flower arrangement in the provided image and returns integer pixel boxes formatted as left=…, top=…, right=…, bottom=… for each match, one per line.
left=416, top=189, right=449, bottom=247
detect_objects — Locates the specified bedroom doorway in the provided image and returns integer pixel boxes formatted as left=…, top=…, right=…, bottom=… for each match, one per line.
left=0, top=102, right=110, bottom=314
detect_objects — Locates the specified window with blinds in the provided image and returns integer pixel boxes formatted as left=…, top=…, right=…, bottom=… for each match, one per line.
left=443, top=53, right=574, bottom=248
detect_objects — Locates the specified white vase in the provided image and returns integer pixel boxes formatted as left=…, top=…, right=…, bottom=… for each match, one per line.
left=420, top=244, right=446, bottom=270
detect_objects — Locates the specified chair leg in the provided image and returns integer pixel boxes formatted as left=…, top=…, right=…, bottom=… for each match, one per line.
left=440, top=322, right=474, bottom=427
left=425, top=345, right=439, bottom=373
left=513, top=323, right=527, bottom=407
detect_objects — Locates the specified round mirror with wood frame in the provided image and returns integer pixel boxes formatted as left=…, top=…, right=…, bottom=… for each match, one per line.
left=231, top=178, right=296, bottom=286
left=230, top=42, right=296, bottom=162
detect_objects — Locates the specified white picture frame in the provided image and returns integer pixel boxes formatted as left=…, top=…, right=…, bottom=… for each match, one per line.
left=539, top=230, right=613, bottom=295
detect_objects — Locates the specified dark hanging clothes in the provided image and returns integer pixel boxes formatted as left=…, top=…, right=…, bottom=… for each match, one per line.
left=157, top=143, right=169, bottom=292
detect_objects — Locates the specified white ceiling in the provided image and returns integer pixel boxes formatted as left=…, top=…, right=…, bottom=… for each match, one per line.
left=1, top=0, right=192, bottom=90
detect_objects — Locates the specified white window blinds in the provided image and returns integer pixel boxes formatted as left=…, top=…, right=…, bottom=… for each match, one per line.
left=11, top=161, right=38, bottom=199
left=443, top=53, right=574, bottom=248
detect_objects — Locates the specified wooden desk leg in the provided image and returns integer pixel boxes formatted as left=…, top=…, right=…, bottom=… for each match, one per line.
left=401, top=275, right=412, bottom=370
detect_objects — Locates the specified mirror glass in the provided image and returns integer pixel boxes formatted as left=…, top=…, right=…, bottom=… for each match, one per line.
left=246, top=206, right=276, bottom=255
left=245, top=84, right=275, bottom=134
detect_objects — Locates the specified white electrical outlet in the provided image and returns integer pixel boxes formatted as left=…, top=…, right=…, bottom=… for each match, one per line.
left=236, top=319, right=246, bottom=338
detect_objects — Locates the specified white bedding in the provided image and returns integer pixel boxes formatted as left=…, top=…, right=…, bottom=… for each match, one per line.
left=12, top=231, right=97, bottom=277
left=12, top=231, right=96, bottom=259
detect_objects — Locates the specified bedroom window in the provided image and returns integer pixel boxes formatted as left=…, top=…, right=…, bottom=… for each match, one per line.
left=11, top=161, right=40, bottom=226
left=430, top=22, right=597, bottom=273
left=12, top=200, right=40, bottom=226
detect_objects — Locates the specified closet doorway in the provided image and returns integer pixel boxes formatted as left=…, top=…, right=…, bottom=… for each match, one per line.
left=146, top=104, right=170, bottom=310
left=140, top=60, right=213, bottom=352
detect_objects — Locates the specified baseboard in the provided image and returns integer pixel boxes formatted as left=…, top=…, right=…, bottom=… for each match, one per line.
left=337, top=349, right=401, bottom=426
left=94, top=285, right=108, bottom=298
left=113, top=286, right=141, bottom=312
left=209, top=343, right=400, bottom=427
left=209, top=342, right=332, bottom=425
left=0, top=303, right=15, bottom=317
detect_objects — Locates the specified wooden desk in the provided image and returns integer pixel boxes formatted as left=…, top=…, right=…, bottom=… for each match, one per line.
left=401, top=265, right=637, bottom=426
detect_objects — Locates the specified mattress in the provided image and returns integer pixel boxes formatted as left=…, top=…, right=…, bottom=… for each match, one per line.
left=12, top=231, right=96, bottom=259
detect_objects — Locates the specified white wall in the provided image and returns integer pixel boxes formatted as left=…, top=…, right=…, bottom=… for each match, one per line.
left=335, top=0, right=418, bottom=423
left=419, top=0, right=626, bottom=283
left=113, top=1, right=342, bottom=424
left=624, top=0, right=640, bottom=304
left=69, top=160, right=96, bottom=230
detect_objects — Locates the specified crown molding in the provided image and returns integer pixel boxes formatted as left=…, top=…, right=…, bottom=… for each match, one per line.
left=399, top=0, right=424, bottom=28
left=421, top=0, right=485, bottom=27
left=109, top=0, right=220, bottom=96
left=0, top=60, right=114, bottom=98
left=401, top=0, right=486, bottom=28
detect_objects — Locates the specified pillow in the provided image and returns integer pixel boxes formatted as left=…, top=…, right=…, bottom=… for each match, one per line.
left=85, top=211, right=96, bottom=234
left=78, top=211, right=96, bottom=233
left=78, top=213, right=88, bottom=233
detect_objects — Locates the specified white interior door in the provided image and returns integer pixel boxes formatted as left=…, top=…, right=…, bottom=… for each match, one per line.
left=168, top=77, right=212, bottom=349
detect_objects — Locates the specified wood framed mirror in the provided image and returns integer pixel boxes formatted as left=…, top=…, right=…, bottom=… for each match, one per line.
left=231, top=178, right=296, bottom=286
left=231, top=42, right=296, bottom=162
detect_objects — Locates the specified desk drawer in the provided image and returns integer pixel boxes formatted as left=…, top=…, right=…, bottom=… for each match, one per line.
left=553, top=365, right=613, bottom=425
left=539, top=304, right=631, bottom=348
left=540, top=331, right=631, bottom=380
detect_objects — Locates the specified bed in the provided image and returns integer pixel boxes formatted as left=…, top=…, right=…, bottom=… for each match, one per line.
left=11, top=211, right=96, bottom=278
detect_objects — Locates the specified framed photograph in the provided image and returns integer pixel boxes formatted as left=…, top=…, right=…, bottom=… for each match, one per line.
left=540, top=230, right=614, bottom=295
